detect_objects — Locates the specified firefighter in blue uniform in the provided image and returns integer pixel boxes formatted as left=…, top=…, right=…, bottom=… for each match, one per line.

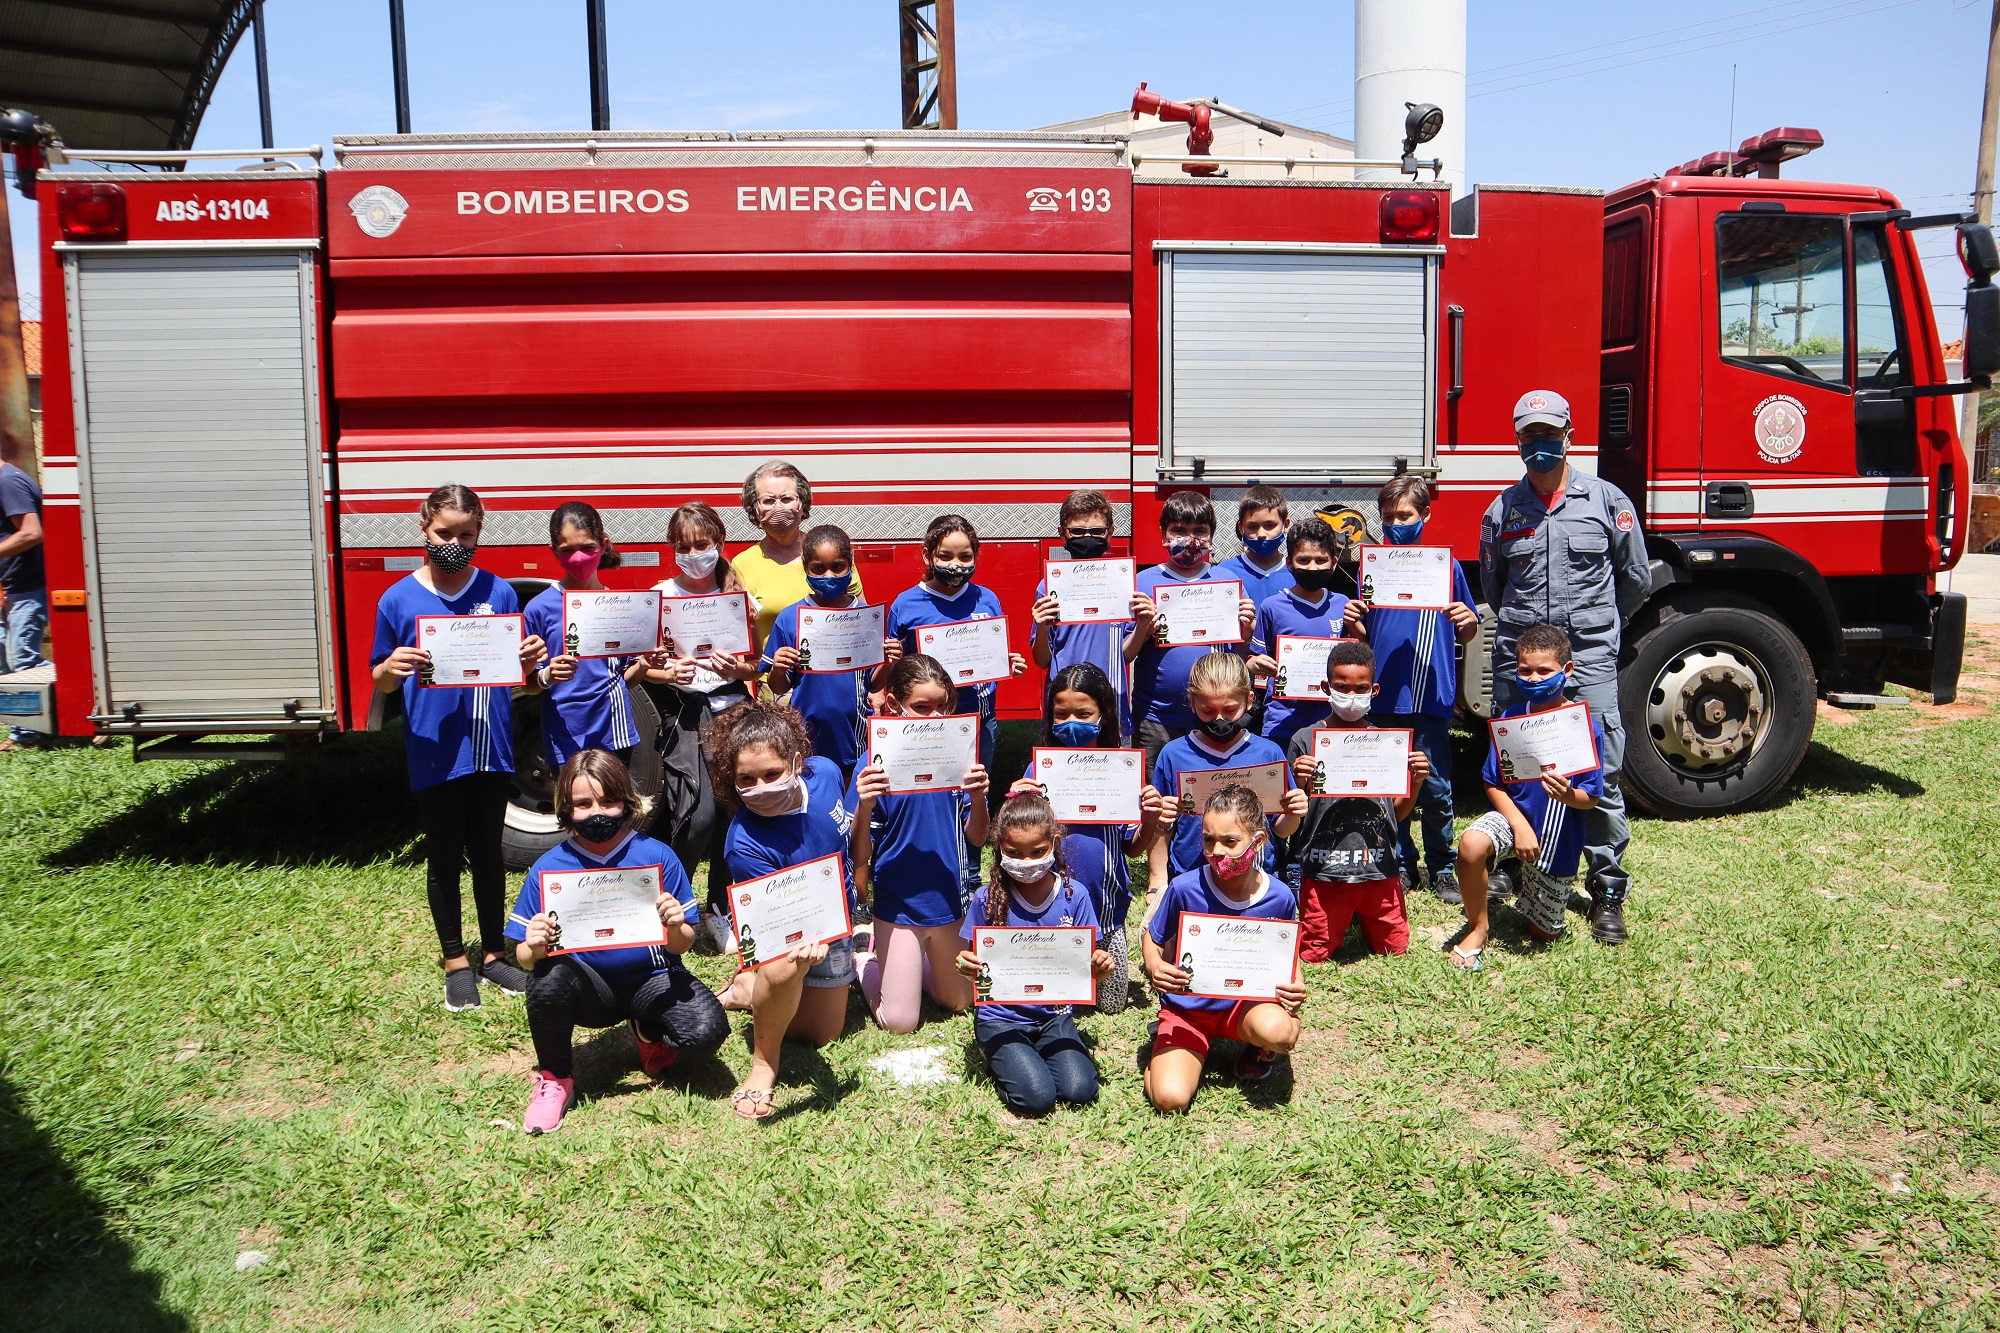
left=1478, top=390, right=1650, bottom=944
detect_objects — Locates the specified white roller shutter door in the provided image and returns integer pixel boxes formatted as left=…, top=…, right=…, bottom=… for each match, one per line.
left=65, top=248, right=334, bottom=729
left=1162, top=250, right=1432, bottom=478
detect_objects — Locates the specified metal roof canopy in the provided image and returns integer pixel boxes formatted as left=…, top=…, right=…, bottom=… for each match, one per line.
left=0, top=0, right=254, bottom=152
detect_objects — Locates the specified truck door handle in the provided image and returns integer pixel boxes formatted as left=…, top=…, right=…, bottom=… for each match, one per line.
left=1447, top=304, right=1465, bottom=402
left=1704, top=481, right=1754, bottom=519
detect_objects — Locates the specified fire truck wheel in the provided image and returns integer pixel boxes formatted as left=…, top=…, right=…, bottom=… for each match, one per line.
left=1619, top=591, right=1816, bottom=819
left=501, top=683, right=667, bottom=871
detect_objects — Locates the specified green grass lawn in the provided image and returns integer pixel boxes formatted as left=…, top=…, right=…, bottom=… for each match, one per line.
left=3, top=650, right=1999, bottom=1332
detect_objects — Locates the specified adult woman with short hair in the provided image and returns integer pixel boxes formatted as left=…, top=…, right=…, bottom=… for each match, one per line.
left=731, top=460, right=862, bottom=645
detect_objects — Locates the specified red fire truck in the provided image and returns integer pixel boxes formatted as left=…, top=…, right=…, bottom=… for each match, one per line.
left=26, top=112, right=1997, bottom=861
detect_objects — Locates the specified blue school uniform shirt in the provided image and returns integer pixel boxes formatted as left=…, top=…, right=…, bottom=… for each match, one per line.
left=1368, top=560, right=1477, bottom=718
left=522, top=585, right=641, bottom=766
left=1147, top=864, right=1299, bottom=1017
left=1480, top=701, right=1608, bottom=880
left=1133, top=564, right=1242, bottom=730
left=1150, top=730, right=1291, bottom=877
left=1249, top=585, right=1352, bottom=748
left=959, top=876, right=1101, bottom=1027
left=847, top=767, right=969, bottom=927
left=887, top=581, right=1006, bottom=718
left=1217, top=551, right=1294, bottom=610
left=504, top=831, right=696, bottom=991
left=721, top=756, right=859, bottom=907
left=1020, top=754, right=1138, bottom=929
left=1030, top=573, right=1133, bottom=736
left=762, top=597, right=868, bottom=773
left=371, top=569, right=519, bottom=791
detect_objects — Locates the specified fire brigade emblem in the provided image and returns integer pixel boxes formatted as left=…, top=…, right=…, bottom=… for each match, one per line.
left=1753, top=394, right=1807, bottom=465
left=348, top=185, right=409, bottom=238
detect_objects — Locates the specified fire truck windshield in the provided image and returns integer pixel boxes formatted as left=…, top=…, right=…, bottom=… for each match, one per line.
left=1717, top=213, right=1847, bottom=386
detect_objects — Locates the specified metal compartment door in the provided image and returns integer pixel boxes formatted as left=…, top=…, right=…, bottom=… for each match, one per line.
left=64, top=248, right=335, bottom=732
left=1161, top=248, right=1434, bottom=482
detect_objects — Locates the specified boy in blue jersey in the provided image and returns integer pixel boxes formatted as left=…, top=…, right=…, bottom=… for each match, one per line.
left=1451, top=623, right=1606, bottom=970
left=1246, top=515, right=1352, bottom=749
left=1217, top=484, right=1295, bottom=609
left=1344, top=475, right=1479, bottom=901
left=1029, top=489, right=1140, bottom=740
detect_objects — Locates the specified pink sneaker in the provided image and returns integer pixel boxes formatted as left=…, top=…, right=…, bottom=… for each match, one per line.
left=628, top=1019, right=678, bottom=1078
left=522, top=1070, right=574, bottom=1135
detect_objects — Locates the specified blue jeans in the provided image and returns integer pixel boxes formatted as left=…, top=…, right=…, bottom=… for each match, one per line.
left=974, top=1010, right=1099, bottom=1116
left=1373, top=711, right=1455, bottom=877
left=2, top=586, right=48, bottom=742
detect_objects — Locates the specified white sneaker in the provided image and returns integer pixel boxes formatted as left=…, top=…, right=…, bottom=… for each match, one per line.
left=700, top=912, right=737, bottom=955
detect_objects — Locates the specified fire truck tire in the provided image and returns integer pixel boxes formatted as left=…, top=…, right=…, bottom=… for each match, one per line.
left=1619, top=591, right=1817, bottom=819
left=500, top=685, right=666, bottom=871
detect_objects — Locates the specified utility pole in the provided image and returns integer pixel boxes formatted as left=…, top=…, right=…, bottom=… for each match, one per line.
left=898, top=1, right=957, bottom=130
left=585, top=0, right=610, bottom=132
left=389, top=0, right=412, bottom=134
left=1964, top=0, right=1999, bottom=482
left=252, top=0, right=274, bottom=150
left=0, top=166, right=29, bottom=472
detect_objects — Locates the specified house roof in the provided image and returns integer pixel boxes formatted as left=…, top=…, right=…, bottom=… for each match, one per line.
left=0, top=1, right=255, bottom=151
left=20, top=318, right=38, bottom=377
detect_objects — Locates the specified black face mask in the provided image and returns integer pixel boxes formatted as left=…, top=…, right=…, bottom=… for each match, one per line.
left=570, top=811, right=626, bottom=843
left=426, top=540, right=476, bottom=574
left=1197, top=715, right=1245, bottom=743
left=1293, top=566, right=1338, bottom=592
left=930, top=561, right=976, bottom=589
left=1063, top=535, right=1110, bottom=560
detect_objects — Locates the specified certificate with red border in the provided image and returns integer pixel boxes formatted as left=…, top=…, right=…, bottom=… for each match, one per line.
left=1029, top=747, right=1145, bottom=824
left=1488, top=703, right=1601, bottom=782
left=868, top=713, right=979, bottom=794
left=915, top=616, right=1012, bottom=688
left=559, top=590, right=662, bottom=660
left=797, top=602, right=887, bottom=674
left=660, top=590, right=755, bottom=659
left=1151, top=579, right=1245, bottom=647
left=729, top=853, right=852, bottom=972
left=1174, top=912, right=1298, bottom=1002
left=541, top=864, right=669, bottom=956
left=1272, top=635, right=1344, bottom=701
left=973, top=927, right=1097, bottom=1006
left=1307, top=727, right=1413, bottom=799
left=414, top=613, right=526, bottom=688
left=1046, top=558, right=1137, bottom=625
left=1357, top=545, right=1455, bottom=610
left=1175, top=761, right=1288, bottom=817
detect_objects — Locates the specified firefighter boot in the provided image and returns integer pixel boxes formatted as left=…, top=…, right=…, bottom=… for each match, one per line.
left=1587, top=884, right=1628, bottom=946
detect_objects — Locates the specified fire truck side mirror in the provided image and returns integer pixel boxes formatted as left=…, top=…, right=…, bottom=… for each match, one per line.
left=1960, top=224, right=2000, bottom=381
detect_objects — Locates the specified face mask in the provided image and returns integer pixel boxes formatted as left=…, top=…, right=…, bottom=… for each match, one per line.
left=999, top=853, right=1057, bottom=882
left=559, top=549, right=601, bottom=580
left=1293, top=566, right=1337, bottom=593
left=426, top=540, right=475, bottom=574
left=929, top=560, right=976, bottom=590
left=1063, top=534, right=1110, bottom=561
left=675, top=546, right=719, bottom=580
left=569, top=810, right=626, bottom=843
left=1517, top=670, right=1569, bottom=705
left=1327, top=689, right=1373, bottom=722
left=1052, top=718, right=1100, bottom=748
left=1167, top=535, right=1211, bottom=566
left=739, top=773, right=804, bottom=816
left=1197, top=715, right=1245, bottom=743
left=1207, top=841, right=1262, bottom=880
left=1383, top=520, right=1425, bottom=546
left=806, top=572, right=850, bottom=600
left=1243, top=533, right=1285, bottom=560
left=1520, top=434, right=1567, bottom=475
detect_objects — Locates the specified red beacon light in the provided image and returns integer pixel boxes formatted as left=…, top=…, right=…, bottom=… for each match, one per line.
left=1131, top=82, right=1218, bottom=177
left=57, top=182, right=126, bottom=241
left=1734, top=126, right=1824, bottom=179
left=1379, top=188, right=1440, bottom=244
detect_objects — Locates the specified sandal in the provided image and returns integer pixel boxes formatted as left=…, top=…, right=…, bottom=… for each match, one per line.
left=731, top=1086, right=776, bottom=1121
left=1449, top=944, right=1484, bottom=972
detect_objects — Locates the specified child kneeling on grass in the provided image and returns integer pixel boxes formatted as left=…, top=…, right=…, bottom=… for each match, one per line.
left=1284, top=641, right=1431, bottom=960
left=1142, top=784, right=1308, bottom=1113
left=508, top=749, right=728, bottom=1135
left=1451, top=623, right=1606, bottom=970
left=954, top=792, right=1115, bottom=1116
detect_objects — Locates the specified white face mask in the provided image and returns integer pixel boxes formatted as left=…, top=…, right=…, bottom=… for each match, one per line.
left=738, top=772, right=804, bottom=816
left=1327, top=689, right=1373, bottom=722
left=999, top=853, right=1056, bottom=882
left=676, top=546, right=720, bottom=580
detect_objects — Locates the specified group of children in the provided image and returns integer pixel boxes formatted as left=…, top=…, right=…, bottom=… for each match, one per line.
left=371, top=476, right=1607, bottom=1130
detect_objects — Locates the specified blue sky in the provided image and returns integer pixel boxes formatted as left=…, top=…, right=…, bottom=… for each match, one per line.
left=11, top=0, right=1992, bottom=334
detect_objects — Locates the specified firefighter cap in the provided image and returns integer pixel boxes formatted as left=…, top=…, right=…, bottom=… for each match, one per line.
left=1512, top=389, right=1571, bottom=432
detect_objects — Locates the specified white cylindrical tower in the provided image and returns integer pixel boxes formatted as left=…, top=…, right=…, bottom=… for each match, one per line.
left=1354, top=0, right=1467, bottom=196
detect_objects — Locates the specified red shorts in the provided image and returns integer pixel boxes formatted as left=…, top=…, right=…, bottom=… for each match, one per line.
left=1299, top=875, right=1409, bottom=961
left=1153, top=1002, right=1252, bottom=1060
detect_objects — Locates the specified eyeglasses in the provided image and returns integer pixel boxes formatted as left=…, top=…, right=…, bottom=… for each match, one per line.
left=1063, top=526, right=1111, bottom=538
left=755, top=495, right=802, bottom=510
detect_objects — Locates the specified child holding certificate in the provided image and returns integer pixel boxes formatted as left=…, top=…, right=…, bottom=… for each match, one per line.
left=1343, top=476, right=1479, bottom=903
left=1143, top=784, right=1307, bottom=1111
left=1148, top=652, right=1304, bottom=894
left=1007, top=663, right=1172, bottom=1014
left=850, top=654, right=991, bottom=1034
left=952, top=793, right=1115, bottom=1116
left=1029, top=490, right=1138, bottom=739
left=371, top=483, right=549, bottom=1013
left=508, top=750, right=728, bottom=1135
left=525, top=502, right=658, bottom=768
left=1283, top=642, right=1430, bottom=960
left=1246, top=515, right=1351, bottom=749
left=1452, top=624, right=1606, bottom=971
left=712, top=700, right=862, bottom=1119
left=762, top=524, right=899, bottom=783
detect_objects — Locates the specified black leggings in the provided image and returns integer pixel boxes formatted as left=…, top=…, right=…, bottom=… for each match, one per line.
left=525, top=956, right=729, bottom=1078
left=412, top=770, right=511, bottom=961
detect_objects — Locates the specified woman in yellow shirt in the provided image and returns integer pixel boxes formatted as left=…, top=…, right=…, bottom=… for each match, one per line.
left=730, top=460, right=864, bottom=643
